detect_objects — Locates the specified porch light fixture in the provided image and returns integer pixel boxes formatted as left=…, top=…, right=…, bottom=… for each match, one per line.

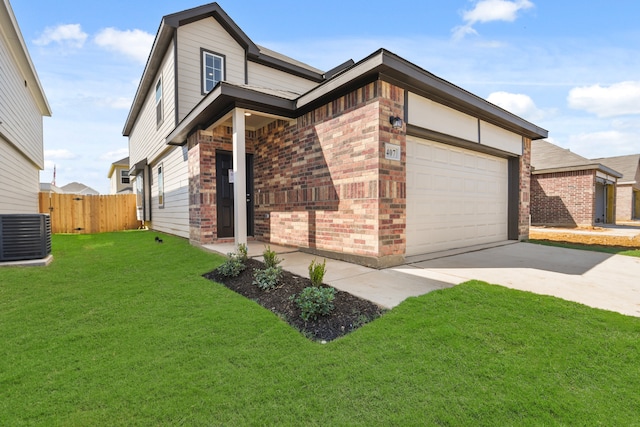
left=390, top=116, right=403, bottom=129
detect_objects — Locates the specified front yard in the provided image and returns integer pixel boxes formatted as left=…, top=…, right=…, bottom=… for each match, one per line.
left=1, top=231, right=639, bottom=425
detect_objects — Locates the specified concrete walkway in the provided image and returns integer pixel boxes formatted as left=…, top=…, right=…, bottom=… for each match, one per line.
left=203, top=241, right=640, bottom=318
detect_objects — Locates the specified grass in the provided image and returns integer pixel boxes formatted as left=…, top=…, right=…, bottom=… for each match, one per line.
left=530, top=239, right=640, bottom=257
left=1, top=231, right=640, bottom=425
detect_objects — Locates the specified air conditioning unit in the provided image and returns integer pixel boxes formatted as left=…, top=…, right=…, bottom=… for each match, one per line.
left=0, top=214, right=52, bottom=262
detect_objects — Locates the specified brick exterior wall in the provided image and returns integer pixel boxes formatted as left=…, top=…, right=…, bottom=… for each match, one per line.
left=251, top=81, right=406, bottom=267
left=187, top=127, right=255, bottom=244
left=531, top=170, right=595, bottom=226
left=519, top=138, right=531, bottom=239
left=616, top=185, right=633, bottom=221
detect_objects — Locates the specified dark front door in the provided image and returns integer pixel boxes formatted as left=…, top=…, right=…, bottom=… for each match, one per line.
left=216, top=151, right=254, bottom=238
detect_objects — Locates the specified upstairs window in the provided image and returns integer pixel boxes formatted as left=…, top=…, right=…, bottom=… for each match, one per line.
left=155, top=78, right=163, bottom=126
left=120, top=169, right=130, bottom=185
left=202, top=50, right=224, bottom=94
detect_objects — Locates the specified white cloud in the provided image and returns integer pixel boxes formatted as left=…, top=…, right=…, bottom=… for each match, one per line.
left=453, top=0, right=534, bottom=40
left=567, top=130, right=637, bottom=158
left=34, top=24, right=88, bottom=49
left=487, top=91, right=545, bottom=121
left=94, top=28, right=154, bottom=64
left=567, top=81, right=640, bottom=118
left=100, top=148, right=129, bottom=161
left=45, top=149, right=77, bottom=160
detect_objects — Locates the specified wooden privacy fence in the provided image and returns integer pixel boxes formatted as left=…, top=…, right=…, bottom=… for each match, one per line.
left=39, top=192, right=139, bottom=234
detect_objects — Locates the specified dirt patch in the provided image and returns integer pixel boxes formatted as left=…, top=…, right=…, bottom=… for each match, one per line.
left=203, top=258, right=386, bottom=342
left=530, top=228, right=640, bottom=248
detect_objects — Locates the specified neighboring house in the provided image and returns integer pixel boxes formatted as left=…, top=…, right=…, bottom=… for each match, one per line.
left=531, top=140, right=622, bottom=227
left=39, top=183, right=64, bottom=193
left=591, top=154, right=640, bottom=221
left=60, top=182, right=99, bottom=196
left=123, top=2, right=547, bottom=267
left=107, top=156, right=132, bottom=194
left=0, top=0, right=51, bottom=214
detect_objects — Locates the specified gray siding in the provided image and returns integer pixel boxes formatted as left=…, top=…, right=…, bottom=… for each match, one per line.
left=149, top=147, right=189, bottom=238
left=176, top=17, right=246, bottom=121
left=247, top=62, right=318, bottom=95
left=0, top=136, right=39, bottom=214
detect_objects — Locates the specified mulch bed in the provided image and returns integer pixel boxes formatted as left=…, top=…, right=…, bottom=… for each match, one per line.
left=203, top=258, right=386, bottom=342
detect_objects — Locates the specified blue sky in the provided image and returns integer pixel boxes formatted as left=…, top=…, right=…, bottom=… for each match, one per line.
left=10, top=0, right=640, bottom=193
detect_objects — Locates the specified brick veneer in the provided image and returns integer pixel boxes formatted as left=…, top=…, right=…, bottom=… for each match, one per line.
left=252, top=81, right=406, bottom=267
left=531, top=170, right=595, bottom=226
left=519, top=138, right=532, bottom=239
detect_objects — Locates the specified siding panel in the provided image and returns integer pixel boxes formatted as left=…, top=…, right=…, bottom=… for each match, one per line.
left=149, top=147, right=189, bottom=238
left=0, top=137, right=39, bottom=214
left=248, top=62, right=318, bottom=95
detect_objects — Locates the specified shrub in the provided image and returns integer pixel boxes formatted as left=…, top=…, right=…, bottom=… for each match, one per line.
left=216, top=252, right=246, bottom=278
left=262, top=245, right=281, bottom=269
left=292, top=286, right=336, bottom=321
left=252, top=266, right=283, bottom=290
left=308, top=258, right=326, bottom=287
left=237, top=243, right=248, bottom=263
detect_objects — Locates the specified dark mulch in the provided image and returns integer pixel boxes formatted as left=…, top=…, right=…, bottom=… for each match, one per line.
left=203, top=258, right=386, bottom=341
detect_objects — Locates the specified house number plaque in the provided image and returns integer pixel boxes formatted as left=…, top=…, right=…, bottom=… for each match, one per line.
left=385, top=143, right=401, bottom=161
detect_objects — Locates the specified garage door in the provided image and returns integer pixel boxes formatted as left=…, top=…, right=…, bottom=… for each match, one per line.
left=406, top=137, right=509, bottom=256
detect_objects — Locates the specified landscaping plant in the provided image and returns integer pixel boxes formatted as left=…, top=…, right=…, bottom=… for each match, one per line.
left=292, top=286, right=336, bottom=321
left=252, top=245, right=283, bottom=289
left=308, top=258, right=326, bottom=287
left=262, top=245, right=281, bottom=268
left=216, top=247, right=247, bottom=278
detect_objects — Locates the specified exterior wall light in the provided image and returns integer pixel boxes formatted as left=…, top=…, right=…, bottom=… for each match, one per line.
left=390, top=116, right=403, bottom=129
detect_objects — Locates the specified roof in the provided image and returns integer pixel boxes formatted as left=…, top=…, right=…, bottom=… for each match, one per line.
left=123, top=2, right=325, bottom=136
left=531, top=140, right=622, bottom=177
left=166, top=48, right=548, bottom=145
left=61, top=182, right=100, bottom=195
left=40, top=183, right=63, bottom=193
left=591, top=154, right=640, bottom=184
left=0, top=0, right=51, bottom=116
left=108, top=157, right=130, bottom=178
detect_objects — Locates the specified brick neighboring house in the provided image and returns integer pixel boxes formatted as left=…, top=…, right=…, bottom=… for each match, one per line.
left=591, top=154, right=640, bottom=221
left=123, top=2, right=548, bottom=267
left=531, top=140, right=622, bottom=227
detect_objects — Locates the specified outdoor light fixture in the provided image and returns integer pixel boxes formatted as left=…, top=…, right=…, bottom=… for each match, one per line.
left=390, top=116, right=403, bottom=129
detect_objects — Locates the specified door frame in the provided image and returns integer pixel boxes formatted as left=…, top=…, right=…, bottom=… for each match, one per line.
left=215, top=150, right=254, bottom=238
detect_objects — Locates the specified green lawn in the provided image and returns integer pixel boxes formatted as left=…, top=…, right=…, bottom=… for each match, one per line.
left=2, top=232, right=640, bottom=426
left=530, top=239, right=640, bottom=257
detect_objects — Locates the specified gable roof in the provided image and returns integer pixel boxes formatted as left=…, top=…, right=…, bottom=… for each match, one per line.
left=166, top=48, right=549, bottom=145
left=531, top=140, right=622, bottom=177
left=591, top=154, right=640, bottom=184
left=108, top=156, right=130, bottom=178
left=123, top=2, right=326, bottom=136
left=0, top=0, right=51, bottom=116
left=61, top=182, right=99, bottom=195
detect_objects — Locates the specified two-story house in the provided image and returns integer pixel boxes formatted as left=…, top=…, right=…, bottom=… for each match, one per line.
left=123, top=2, right=547, bottom=268
left=0, top=0, right=51, bottom=215
left=107, top=156, right=132, bottom=194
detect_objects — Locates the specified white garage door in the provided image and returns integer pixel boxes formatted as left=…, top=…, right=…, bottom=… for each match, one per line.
left=406, top=136, right=509, bottom=256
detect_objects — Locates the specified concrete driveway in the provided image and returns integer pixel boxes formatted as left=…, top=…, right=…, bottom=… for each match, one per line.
left=204, top=241, right=640, bottom=317
left=390, top=242, right=640, bottom=317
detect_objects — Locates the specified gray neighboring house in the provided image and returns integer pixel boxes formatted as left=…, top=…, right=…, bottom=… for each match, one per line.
left=592, top=154, right=640, bottom=221
left=531, top=140, right=622, bottom=226
left=107, top=157, right=132, bottom=194
left=0, top=0, right=51, bottom=214
left=61, top=182, right=100, bottom=196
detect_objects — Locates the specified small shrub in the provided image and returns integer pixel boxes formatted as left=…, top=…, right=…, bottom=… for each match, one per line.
left=216, top=253, right=245, bottom=278
left=308, top=258, right=326, bottom=287
left=253, top=266, right=283, bottom=290
left=237, top=243, right=248, bottom=263
left=262, top=245, right=281, bottom=269
left=292, top=286, right=336, bottom=321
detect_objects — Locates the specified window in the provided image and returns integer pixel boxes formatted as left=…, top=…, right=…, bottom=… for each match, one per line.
left=157, top=165, right=164, bottom=207
left=202, top=50, right=224, bottom=93
left=120, top=169, right=130, bottom=185
left=155, top=78, right=163, bottom=125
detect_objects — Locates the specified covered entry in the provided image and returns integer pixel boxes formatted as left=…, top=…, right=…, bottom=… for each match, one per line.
left=405, top=137, right=509, bottom=256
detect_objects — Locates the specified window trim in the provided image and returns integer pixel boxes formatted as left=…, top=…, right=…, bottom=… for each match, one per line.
left=157, top=164, right=164, bottom=208
left=201, top=48, right=226, bottom=95
left=155, top=77, right=163, bottom=126
left=120, top=169, right=130, bottom=185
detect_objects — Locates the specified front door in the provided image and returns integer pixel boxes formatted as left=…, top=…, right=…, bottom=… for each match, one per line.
left=216, top=151, right=254, bottom=238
